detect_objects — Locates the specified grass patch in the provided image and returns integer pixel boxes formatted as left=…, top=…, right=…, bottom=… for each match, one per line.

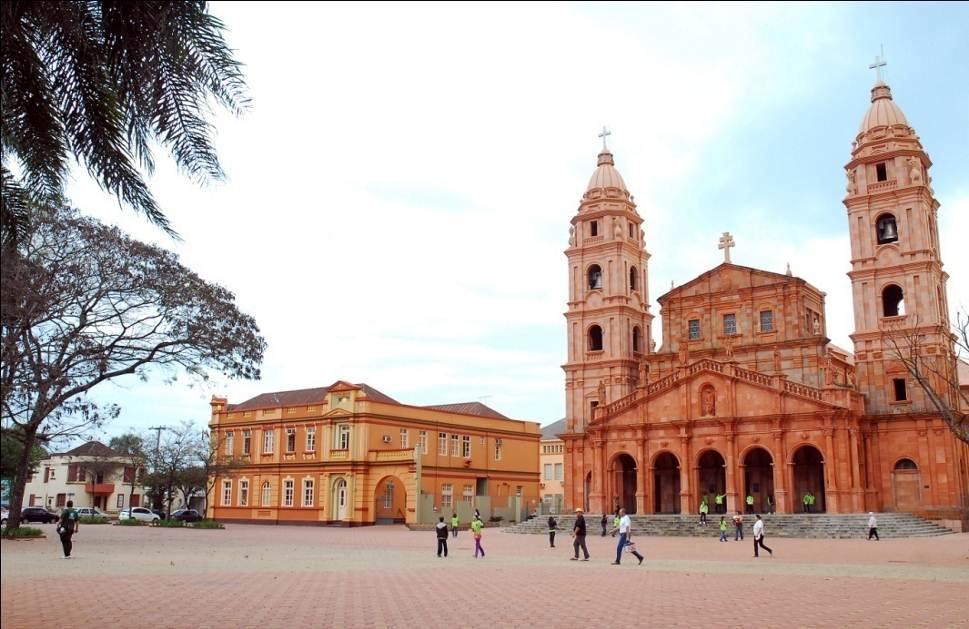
left=2, top=526, right=44, bottom=537
left=78, top=516, right=110, bottom=525
left=155, top=519, right=185, bottom=528
left=192, top=519, right=225, bottom=529
left=117, top=518, right=144, bottom=526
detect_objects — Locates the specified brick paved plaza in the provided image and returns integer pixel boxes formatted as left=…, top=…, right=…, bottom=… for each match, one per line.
left=2, top=523, right=967, bottom=628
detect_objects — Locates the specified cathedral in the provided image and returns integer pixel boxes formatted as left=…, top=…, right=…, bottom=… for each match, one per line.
left=560, top=75, right=969, bottom=530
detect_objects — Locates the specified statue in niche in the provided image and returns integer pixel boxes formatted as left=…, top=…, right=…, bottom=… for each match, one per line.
left=597, top=379, right=607, bottom=405
left=613, top=216, right=623, bottom=239
left=650, top=338, right=657, bottom=352
left=813, top=315, right=822, bottom=336
left=723, top=337, right=735, bottom=360
left=846, top=169, right=857, bottom=195
left=639, top=359, right=650, bottom=387
left=568, top=225, right=575, bottom=247
left=700, top=385, right=716, bottom=417
left=773, top=348, right=782, bottom=373
left=907, top=157, right=923, bottom=184
left=847, top=369, right=856, bottom=387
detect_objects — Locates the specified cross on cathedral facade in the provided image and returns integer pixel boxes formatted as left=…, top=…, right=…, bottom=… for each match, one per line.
left=718, top=231, right=735, bottom=263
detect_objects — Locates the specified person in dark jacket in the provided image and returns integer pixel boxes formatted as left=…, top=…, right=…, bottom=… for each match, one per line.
left=547, top=516, right=557, bottom=548
left=570, top=508, right=590, bottom=561
left=600, top=513, right=608, bottom=536
left=435, top=516, right=449, bottom=557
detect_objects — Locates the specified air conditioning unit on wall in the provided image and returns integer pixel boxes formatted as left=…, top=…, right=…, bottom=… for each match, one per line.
left=382, top=435, right=392, bottom=444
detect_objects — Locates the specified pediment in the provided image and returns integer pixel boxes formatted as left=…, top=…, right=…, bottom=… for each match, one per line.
left=323, top=408, right=353, bottom=418
left=658, top=263, right=807, bottom=302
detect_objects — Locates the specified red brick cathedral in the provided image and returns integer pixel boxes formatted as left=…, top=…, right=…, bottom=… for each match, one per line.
left=561, top=77, right=968, bottom=530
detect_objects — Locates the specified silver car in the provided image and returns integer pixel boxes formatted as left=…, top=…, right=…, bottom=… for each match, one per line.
left=118, top=507, right=160, bottom=522
left=76, top=507, right=110, bottom=519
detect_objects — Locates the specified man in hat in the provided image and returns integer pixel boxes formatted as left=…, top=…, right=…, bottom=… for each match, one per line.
left=570, top=508, right=590, bottom=561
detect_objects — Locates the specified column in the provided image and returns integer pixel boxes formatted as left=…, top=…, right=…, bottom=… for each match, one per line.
left=636, top=437, right=646, bottom=514
left=773, top=428, right=789, bottom=513
left=848, top=425, right=863, bottom=511
left=725, top=432, right=738, bottom=513
left=824, top=427, right=837, bottom=512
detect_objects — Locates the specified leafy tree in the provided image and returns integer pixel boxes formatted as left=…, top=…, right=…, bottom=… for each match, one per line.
left=0, top=0, right=249, bottom=246
left=0, top=427, right=47, bottom=484
left=109, top=433, right=147, bottom=509
left=0, top=206, right=264, bottom=528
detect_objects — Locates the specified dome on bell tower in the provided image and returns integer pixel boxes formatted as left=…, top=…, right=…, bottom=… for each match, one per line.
left=857, top=80, right=910, bottom=136
left=586, top=148, right=628, bottom=193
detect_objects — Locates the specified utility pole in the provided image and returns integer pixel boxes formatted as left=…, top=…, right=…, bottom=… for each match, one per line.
left=148, top=426, right=166, bottom=462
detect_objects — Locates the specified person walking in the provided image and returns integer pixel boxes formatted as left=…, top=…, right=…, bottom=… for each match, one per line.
left=867, top=512, right=880, bottom=541
left=752, top=515, right=773, bottom=558
left=715, top=492, right=725, bottom=514
left=548, top=515, right=558, bottom=548
left=57, top=499, right=79, bottom=559
left=600, top=513, right=608, bottom=537
left=698, top=499, right=709, bottom=526
left=471, top=514, right=485, bottom=558
left=611, top=510, right=621, bottom=537
left=745, top=494, right=754, bottom=514
left=803, top=492, right=813, bottom=513
left=570, top=508, right=590, bottom=561
left=435, top=516, right=449, bottom=557
left=610, top=508, right=644, bottom=565
left=719, top=516, right=729, bottom=542
left=450, top=513, right=460, bottom=538
left=733, top=511, right=744, bottom=541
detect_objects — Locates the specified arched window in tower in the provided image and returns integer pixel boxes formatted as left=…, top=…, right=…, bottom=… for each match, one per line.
left=876, top=214, right=899, bottom=244
left=894, top=458, right=917, bottom=471
left=588, top=325, right=603, bottom=351
left=632, top=326, right=642, bottom=353
left=588, top=265, right=603, bottom=290
left=882, top=284, right=905, bottom=317
left=629, top=266, right=638, bottom=291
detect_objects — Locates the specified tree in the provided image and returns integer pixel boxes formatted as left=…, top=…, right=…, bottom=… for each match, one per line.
left=886, top=312, right=969, bottom=445
left=1, top=0, right=249, bottom=247
left=198, top=428, right=238, bottom=517
left=76, top=452, right=117, bottom=509
left=150, top=421, right=197, bottom=518
left=109, top=433, right=147, bottom=510
left=0, top=426, right=47, bottom=484
left=0, top=207, right=265, bottom=529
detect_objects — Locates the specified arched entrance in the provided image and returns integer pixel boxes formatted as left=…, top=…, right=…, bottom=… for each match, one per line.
left=374, top=475, right=406, bottom=524
left=743, top=448, right=774, bottom=513
left=892, top=458, right=921, bottom=511
left=611, top=453, right=637, bottom=514
left=653, top=452, right=681, bottom=514
left=792, top=445, right=825, bottom=513
left=697, top=450, right=726, bottom=513
left=583, top=472, right=591, bottom=512
left=333, top=478, right=349, bottom=521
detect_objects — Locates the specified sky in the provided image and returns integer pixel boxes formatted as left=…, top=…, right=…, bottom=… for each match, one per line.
left=64, top=2, right=969, bottom=442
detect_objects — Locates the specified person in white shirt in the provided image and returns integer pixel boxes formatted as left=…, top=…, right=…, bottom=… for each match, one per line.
left=867, top=512, right=879, bottom=541
left=610, top=508, right=644, bottom=565
left=752, top=514, right=773, bottom=558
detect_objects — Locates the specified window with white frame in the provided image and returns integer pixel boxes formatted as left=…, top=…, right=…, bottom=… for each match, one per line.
left=383, top=482, right=394, bottom=509
left=760, top=310, right=774, bottom=333
left=441, top=483, right=453, bottom=508
left=263, top=429, right=275, bottom=454
left=418, top=431, right=428, bottom=455
left=284, top=479, right=294, bottom=507
left=337, top=424, right=351, bottom=450
left=438, top=432, right=447, bottom=455
left=286, top=428, right=296, bottom=453
left=462, top=435, right=471, bottom=458
left=225, top=431, right=234, bottom=455
left=239, top=480, right=249, bottom=506
left=261, top=481, right=271, bottom=506
left=400, top=429, right=408, bottom=449
left=544, top=463, right=553, bottom=480
left=242, top=430, right=251, bottom=455
left=117, top=494, right=124, bottom=508
left=303, top=479, right=314, bottom=507
left=451, top=434, right=460, bottom=456
left=495, top=438, right=503, bottom=461
left=221, top=480, right=232, bottom=506
left=306, top=427, right=316, bottom=451
left=554, top=463, right=563, bottom=481
left=462, top=484, right=473, bottom=503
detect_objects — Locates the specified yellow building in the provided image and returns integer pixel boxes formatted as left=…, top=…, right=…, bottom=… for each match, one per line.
left=208, top=381, right=540, bottom=526
left=539, top=419, right=565, bottom=513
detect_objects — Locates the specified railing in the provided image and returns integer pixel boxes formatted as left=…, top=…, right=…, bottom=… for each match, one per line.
left=371, top=448, right=415, bottom=463
left=689, top=359, right=723, bottom=375
left=783, top=380, right=823, bottom=401
left=328, top=449, right=349, bottom=461
left=600, top=391, right=640, bottom=417
left=733, top=365, right=773, bottom=387
left=84, top=483, right=115, bottom=494
left=867, top=179, right=897, bottom=194
left=584, top=235, right=604, bottom=245
left=646, top=373, right=680, bottom=396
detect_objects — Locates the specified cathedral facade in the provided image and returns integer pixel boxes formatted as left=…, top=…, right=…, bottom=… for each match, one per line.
left=560, top=78, right=969, bottom=530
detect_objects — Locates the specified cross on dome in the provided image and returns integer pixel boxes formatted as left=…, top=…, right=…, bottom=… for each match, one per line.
left=869, top=45, right=887, bottom=82
left=718, top=232, right=735, bottom=263
left=598, top=126, right=611, bottom=151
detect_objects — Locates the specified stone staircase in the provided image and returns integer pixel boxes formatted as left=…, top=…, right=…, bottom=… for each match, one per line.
left=506, top=512, right=953, bottom=539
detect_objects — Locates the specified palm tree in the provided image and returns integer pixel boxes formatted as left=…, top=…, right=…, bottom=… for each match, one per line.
left=1, top=1, right=249, bottom=247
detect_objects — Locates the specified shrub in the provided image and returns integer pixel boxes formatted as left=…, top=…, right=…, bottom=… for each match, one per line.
left=193, top=519, right=225, bottom=529
left=117, top=518, right=143, bottom=526
left=2, top=526, right=44, bottom=537
left=78, top=516, right=109, bottom=524
left=155, top=519, right=185, bottom=528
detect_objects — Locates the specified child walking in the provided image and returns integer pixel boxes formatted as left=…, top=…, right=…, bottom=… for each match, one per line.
left=719, top=516, right=728, bottom=542
left=471, top=514, right=485, bottom=558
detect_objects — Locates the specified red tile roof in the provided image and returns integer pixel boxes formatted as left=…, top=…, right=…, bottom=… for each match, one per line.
left=59, top=441, right=117, bottom=457
left=229, top=383, right=398, bottom=411
left=422, top=402, right=509, bottom=419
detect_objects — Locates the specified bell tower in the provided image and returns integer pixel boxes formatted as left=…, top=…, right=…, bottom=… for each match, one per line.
left=845, top=65, right=956, bottom=414
left=564, top=131, right=653, bottom=433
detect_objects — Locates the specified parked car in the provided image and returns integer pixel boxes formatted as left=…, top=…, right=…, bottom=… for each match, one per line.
left=21, top=506, right=59, bottom=523
left=119, top=507, right=160, bottom=523
left=171, top=509, right=202, bottom=522
left=1, top=507, right=8, bottom=527
left=76, top=507, right=110, bottom=520
left=151, top=509, right=167, bottom=520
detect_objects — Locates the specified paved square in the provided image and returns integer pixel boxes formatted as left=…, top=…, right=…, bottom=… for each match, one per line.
left=2, top=523, right=968, bottom=628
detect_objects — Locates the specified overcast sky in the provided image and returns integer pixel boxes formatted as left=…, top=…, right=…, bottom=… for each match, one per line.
left=66, top=2, right=968, bottom=440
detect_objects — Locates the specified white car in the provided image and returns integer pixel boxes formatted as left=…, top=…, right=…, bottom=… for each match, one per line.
left=1, top=507, right=8, bottom=527
left=119, top=507, right=160, bottom=522
left=76, top=507, right=110, bottom=519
